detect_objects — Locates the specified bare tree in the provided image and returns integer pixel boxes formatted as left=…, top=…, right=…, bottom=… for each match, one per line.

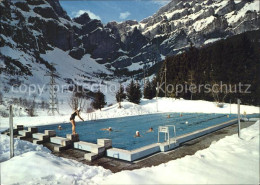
left=0, top=92, right=3, bottom=105
left=12, top=97, right=19, bottom=105
left=68, top=91, right=87, bottom=111
left=211, top=81, right=234, bottom=107
left=40, top=100, right=46, bottom=110
left=86, top=100, right=94, bottom=113
left=25, top=99, right=36, bottom=117
left=3, top=86, right=9, bottom=93
left=32, top=93, right=37, bottom=101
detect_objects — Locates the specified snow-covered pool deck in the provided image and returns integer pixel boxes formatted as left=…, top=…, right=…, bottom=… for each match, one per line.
left=106, top=118, right=238, bottom=161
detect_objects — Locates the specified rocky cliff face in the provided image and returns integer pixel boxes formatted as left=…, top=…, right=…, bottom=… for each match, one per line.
left=1, top=0, right=259, bottom=74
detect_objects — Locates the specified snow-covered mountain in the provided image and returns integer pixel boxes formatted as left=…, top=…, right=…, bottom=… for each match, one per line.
left=0, top=0, right=259, bottom=104
left=106, top=0, right=260, bottom=69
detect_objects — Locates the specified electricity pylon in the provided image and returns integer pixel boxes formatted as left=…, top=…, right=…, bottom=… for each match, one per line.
left=45, top=63, right=59, bottom=115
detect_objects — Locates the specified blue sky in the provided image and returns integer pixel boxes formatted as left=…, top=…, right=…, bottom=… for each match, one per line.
left=60, top=1, right=170, bottom=24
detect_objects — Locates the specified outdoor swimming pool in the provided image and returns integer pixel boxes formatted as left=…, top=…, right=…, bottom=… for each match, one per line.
left=37, top=113, right=258, bottom=150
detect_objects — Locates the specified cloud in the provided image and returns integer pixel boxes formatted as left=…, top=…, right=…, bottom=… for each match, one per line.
left=71, top=10, right=101, bottom=20
left=152, top=0, right=171, bottom=6
left=119, top=11, right=131, bottom=20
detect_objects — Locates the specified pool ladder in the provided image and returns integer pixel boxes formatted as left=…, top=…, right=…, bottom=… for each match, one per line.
left=158, top=125, right=177, bottom=147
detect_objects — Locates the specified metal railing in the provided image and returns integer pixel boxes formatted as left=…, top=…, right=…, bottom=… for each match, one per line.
left=158, top=124, right=177, bottom=147
left=87, top=113, right=97, bottom=121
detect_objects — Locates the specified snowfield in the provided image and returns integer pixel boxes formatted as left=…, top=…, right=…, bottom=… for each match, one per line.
left=1, top=121, right=259, bottom=184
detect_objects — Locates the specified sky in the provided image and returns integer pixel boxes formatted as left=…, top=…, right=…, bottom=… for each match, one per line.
left=60, top=0, right=170, bottom=24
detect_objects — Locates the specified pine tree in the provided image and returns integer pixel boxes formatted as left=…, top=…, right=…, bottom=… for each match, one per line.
left=126, top=80, right=135, bottom=103
left=91, top=90, right=107, bottom=110
left=126, top=80, right=142, bottom=104
left=116, top=84, right=126, bottom=108
left=143, top=79, right=150, bottom=99
left=151, top=77, right=157, bottom=98
left=144, top=79, right=156, bottom=99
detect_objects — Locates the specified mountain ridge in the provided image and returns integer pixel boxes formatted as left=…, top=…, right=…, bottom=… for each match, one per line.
left=0, top=0, right=259, bottom=94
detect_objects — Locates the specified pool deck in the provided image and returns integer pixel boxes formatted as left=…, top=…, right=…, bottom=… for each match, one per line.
left=37, top=121, right=255, bottom=172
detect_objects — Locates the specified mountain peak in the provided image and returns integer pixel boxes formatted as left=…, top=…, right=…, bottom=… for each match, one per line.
left=73, top=13, right=91, bottom=25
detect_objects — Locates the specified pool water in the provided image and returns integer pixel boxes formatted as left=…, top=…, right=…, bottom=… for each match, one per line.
left=37, top=113, right=258, bottom=150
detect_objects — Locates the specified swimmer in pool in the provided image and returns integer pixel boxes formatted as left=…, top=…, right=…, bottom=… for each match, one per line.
left=58, top=125, right=62, bottom=130
left=101, top=127, right=112, bottom=131
left=134, top=130, right=141, bottom=137
left=146, top=127, right=153, bottom=133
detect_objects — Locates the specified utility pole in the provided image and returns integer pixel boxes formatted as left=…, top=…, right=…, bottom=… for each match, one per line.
left=143, top=68, right=146, bottom=86
left=164, top=62, right=167, bottom=97
left=188, top=71, right=194, bottom=100
left=230, top=99, right=231, bottom=115
left=237, top=99, right=241, bottom=138
left=118, top=78, right=122, bottom=109
left=45, top=63, right=59, bottom=116
left=156, top=86, right=159, bottom=112
left=9, top=105, right=14, bottom=159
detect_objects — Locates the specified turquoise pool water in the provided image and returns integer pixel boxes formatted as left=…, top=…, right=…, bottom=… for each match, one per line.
left=37, top=113, right=257, bottom=150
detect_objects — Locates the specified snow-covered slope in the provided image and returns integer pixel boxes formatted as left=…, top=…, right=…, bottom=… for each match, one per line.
left=0, top=0, right=119, bottom=111
left=1, top=0, right=259, bottom=72
left=111, top=0, right=260, bottom=67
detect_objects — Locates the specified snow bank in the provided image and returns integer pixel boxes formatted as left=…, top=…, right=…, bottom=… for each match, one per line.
left=95, top=98, right=259, bottom=120
left=100, top=121, right=259, bottom=184
left=1, top=151, right=111, bottom=185
left=0, top=134, right=50, bottom=162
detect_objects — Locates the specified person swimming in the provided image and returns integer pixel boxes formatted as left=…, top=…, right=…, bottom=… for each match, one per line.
left=146, top=127, right=153, bottom=133
left=70, top=107, right=84, bottom=135
left=101, top=127, right=112, bottom=131
left=58, top=125, right=62, bottom=130
left=134, top=130, right=141, bottom=137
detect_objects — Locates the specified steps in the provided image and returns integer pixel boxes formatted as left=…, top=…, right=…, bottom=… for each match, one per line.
left=31, top=129, right=55, bottom=144
left=97, top=138, right=112, bottom=149
left=18, top=130, right=32, bottom=137
left=16, top=126, right=38, bottom=140
left=15, top=125, right=24, bottom=131
left=66, top=134, right=79, bottom=142
left=32, top=133, right=49, bottom=140
left=13, top=125, right=111, bottom=162
left=74, top=141, right=105, bottom=154
left=17, top=135, right=27, bottom=140
left=44, top=130, right=56, bottom=137
left=53, top=144, right=70, bottom=152
left=50, top=136, right=72, bottom=146
left=74, top=140, right=109, bottom=161
left=49, top=134, right=77, bottom=152
left=84, top=153, right=99, bottom=161
left=28, top=127, right=38, bottom=133
left=32, top=133, right=50, bottom=144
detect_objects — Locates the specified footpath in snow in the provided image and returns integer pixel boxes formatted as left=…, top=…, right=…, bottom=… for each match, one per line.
left=1, top=121, right=259, bottom=184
